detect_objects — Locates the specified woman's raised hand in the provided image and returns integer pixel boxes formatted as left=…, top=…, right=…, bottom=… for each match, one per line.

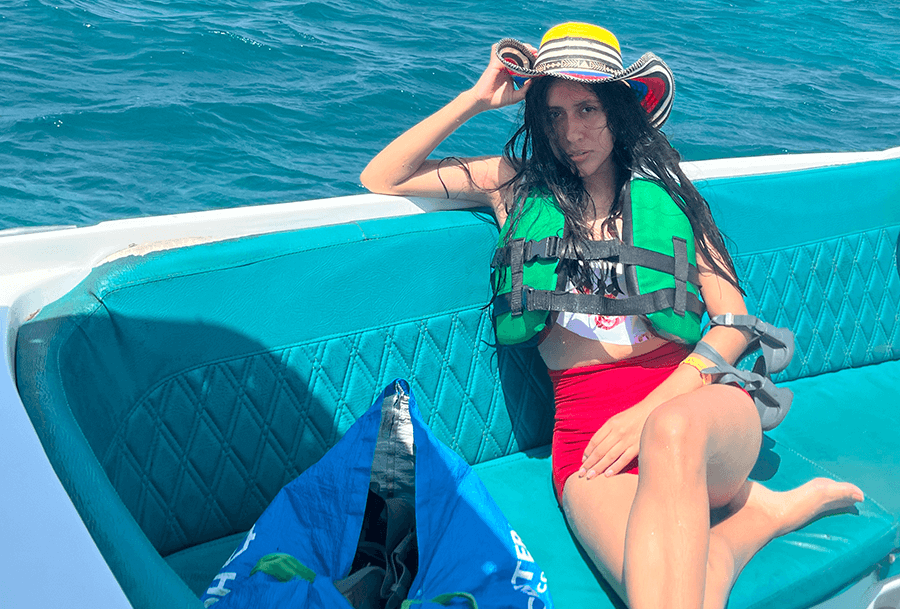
left=360, top=42, right=531, bottom=201
left=468, top=44, right=534, bottom=110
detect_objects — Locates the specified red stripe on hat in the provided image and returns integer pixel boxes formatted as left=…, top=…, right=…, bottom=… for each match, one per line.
left=634, top=76, right=666, bottom=110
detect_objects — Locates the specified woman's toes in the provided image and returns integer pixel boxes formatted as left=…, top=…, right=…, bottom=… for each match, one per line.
left=744, top=479, right=865, bottom=537
left=806, top=478, right=864, bottom=511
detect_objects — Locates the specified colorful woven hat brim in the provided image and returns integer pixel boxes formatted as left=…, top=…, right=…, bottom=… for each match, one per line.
left=495, top=37, right=675, bottom=128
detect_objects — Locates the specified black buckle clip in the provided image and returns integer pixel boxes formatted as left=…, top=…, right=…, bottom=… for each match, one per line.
left=527, top=236, right=560, bottom=261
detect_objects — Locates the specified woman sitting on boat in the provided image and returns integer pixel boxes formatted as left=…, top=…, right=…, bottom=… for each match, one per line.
left=361, top=22, right=862, bottom=609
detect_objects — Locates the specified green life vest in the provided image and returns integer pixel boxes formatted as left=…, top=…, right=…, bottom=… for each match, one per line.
left=491, top=179, right=704, bottom=345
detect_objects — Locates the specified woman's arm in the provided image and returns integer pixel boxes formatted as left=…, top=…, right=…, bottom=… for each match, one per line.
left=579, top=246, right=752, bottom=478
left=682, top=245, right=753, bottom=366
left=360, top=44, right=533, bottom=217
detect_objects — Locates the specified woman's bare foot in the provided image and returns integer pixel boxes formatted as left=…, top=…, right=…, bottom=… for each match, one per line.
left=703, top=478, right=865, bottom=608
left=740, top=478, right=864, bottom=538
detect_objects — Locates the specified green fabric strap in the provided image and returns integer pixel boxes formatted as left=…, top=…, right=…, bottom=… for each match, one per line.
left=250, top=553, right=317, bottom=583
left=401, top=591, right=478, bottom=608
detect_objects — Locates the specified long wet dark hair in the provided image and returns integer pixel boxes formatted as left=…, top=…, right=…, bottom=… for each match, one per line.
left=500, top=76, right=743, bottom=294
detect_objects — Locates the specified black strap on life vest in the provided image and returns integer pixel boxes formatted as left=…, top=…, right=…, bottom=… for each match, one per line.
left=492, top=284, right=705, bottom=319
left=493, top=235, right=703, bottom=319
left=508, top=238, right=526, bottom=316
left=490, top=235, right=562, bottom=266
left=491, top=236, right=702, bottom=286
left=672, top=238, right=690, bottom=317
left=691, top=314, right=795, bottom=431
left=708, top=313, right=795, bottom=374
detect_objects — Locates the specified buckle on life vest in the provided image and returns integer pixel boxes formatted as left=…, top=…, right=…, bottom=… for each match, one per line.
left=491, top=236, right=562, bottom=268
left=528, top=236, right=560, bottom=260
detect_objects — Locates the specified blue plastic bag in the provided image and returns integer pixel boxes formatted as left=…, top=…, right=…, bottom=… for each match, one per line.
left=202, top=379, right=553, bottom=608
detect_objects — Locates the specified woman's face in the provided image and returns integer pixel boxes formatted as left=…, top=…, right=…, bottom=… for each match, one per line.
left=545, top=79, right=615, bottom=182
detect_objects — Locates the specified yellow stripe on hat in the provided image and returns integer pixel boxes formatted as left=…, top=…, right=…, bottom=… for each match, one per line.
left=540, top=22, right=621, bottom=53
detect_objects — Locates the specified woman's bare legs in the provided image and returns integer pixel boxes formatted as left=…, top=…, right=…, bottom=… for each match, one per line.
left=562, top=385, right=863, bottom=609
left=623, top=384, right=760, bottom=608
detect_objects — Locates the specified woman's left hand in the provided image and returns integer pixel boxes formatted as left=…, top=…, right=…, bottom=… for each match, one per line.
left=578, top=403, right=651, bottom=479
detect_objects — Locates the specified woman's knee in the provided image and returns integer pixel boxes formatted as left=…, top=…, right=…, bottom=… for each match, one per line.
left=640, top=399, right=704, bottom=463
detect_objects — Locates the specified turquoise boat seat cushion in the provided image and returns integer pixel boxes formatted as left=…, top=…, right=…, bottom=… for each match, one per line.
left=168, top=357, right=900, bottom=605
left=697, top=160, right=900, bottom=384
left=769, top=360, right=900, bottom=515
left=16, top=210, right=554, bottom=608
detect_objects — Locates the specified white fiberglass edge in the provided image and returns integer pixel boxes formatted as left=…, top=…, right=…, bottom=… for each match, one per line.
left=0, top=307, right=133, bottom=608
left=0, top=194, right=476, bottom=304
left=680, top=146, right=900, bottom=180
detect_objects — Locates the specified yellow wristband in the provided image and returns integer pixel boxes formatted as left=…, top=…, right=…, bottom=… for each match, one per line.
left=681, top=355, right=712, bottom=385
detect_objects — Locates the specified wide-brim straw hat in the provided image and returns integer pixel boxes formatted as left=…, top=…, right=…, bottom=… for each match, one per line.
left=496, top=22, right=675, bottom=128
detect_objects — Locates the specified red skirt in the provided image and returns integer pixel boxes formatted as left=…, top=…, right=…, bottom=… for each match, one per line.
left=549, top=342, right=692, bottom=502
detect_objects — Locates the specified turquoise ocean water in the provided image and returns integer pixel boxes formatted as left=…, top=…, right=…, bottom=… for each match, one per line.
left=2, top=0, right=899, bottom=230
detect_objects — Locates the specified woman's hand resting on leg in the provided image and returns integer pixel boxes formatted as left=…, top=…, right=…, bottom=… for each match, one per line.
left=579, top=402, right=653, bottom=479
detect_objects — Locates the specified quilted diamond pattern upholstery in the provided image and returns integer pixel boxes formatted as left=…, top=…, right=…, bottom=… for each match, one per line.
left=103, top=309, right=552, bottom=556
left=17, top=209, right=553, bottom=564
left=733, top=226, right=900, bottom=382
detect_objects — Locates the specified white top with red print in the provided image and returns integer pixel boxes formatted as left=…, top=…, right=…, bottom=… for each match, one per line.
left=556, top=261, right=654, bottom=346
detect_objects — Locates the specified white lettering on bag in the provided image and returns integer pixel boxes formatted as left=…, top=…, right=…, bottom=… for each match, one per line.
left=204, top=524, right=259, bottom=606
left=203, top=572, right=236, bottom=606
left=536, top=571, right=548, bottom=594
left=511, top=560, right=535, bottom=586
left=510, top=530, right=535, bottom=562
left=508, top=530, right=549, bottom=607
left=223, top=524, right=257, bottom=568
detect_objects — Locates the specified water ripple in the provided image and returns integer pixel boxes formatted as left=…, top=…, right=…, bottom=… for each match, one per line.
left=1, top=0, right=899, bottom=228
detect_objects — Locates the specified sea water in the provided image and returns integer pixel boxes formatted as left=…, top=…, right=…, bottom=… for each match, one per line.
left=1, top=0, right=899, bottom=230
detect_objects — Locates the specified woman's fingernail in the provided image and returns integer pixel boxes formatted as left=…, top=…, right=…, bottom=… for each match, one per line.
left=586, top=469, right=596, bottom=480
left=577, top=468, right=586, bottom=478
left=605, top=469, right=613, bottom=477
